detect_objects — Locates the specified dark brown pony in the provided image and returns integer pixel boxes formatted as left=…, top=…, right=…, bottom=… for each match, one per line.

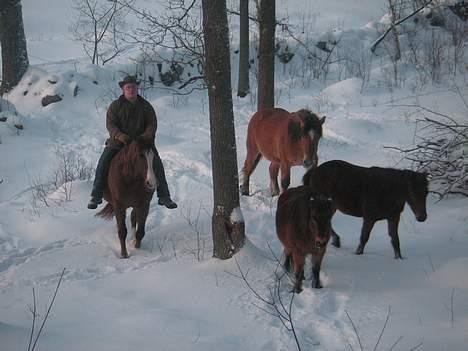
left=241, top=108, right=325, bottom=196
left=276, top=186, right=334, bottom=293
left=96, top=139, right=157, bottom=258
left=303, top=160, right=429, bottom=259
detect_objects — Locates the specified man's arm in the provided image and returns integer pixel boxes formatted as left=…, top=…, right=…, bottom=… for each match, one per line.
left=106, top=102, right=127, bottom=141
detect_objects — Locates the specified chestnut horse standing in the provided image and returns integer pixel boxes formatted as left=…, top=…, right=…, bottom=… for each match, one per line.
left=303, top=160, right=429, bottom=259
left=276, top=186, right=334, bottom=293
left=96, top=139, right=157, bottom=258
left=241, top=108, right=325, bottom=196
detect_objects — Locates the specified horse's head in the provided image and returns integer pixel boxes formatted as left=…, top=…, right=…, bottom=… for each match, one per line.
left=123, top=139, right=158, bottom=191
left=290, top=109, right=325, bottom=168
left=405, top=171, right=428, bottom=222
left=308, top=195, right=334, bottom=248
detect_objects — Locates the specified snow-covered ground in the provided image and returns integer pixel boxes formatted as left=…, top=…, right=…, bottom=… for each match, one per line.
left=1, top=0, right=467, bottom=350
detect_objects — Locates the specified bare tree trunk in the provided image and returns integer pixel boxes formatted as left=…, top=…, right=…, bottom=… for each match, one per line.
left=257, top=0, right=276, bottom=110
left=237, top=0, right=250, bottom=97
left=202, top=0, right=245, bottom=259
left=0, top=0, right=29, bottom=95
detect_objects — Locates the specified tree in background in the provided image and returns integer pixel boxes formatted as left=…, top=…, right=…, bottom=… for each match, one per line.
left=257, top=0, right=276, bottom=110
left=69, top=0, right=131, bottom=66
left=0, top=0, right=29, bottom=95
left=202, top=0, right=245, bottom=259
left=237, top=0, right=250, bottom=97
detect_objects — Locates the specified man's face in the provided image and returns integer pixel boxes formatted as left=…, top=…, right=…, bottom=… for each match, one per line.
left=122, top=82, right=138, bottom=102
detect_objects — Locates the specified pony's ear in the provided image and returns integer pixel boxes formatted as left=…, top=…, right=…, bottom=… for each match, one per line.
left=320, top=116, right=326, bottom=124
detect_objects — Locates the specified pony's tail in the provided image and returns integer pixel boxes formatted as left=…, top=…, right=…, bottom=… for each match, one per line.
left=95, top=203, right=114, bottom=220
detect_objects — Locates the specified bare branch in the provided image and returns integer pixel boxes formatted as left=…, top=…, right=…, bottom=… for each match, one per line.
left=371, top=0, right=433, bottom=53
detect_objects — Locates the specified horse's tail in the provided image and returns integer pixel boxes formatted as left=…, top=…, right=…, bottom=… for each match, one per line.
left=95, top=203, right=114, bottom=220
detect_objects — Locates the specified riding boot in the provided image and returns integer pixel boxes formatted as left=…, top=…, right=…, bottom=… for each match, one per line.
left=152, top=147, right=177, bottom=209
left=88, top=147, right=119, bottom=209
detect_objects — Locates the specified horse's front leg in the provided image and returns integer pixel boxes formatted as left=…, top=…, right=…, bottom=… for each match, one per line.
left=269, top=162, right=280, bottom=196
left=279, top=162, right=291, bottom=194
left=311, top=249, right=326, bottom=289
left=388, top=215, right=403, bottom=259
left=115, top=207, right=129, bottom=258
left=291, top=252, right=305, bottom=293
left=355, top=217, right=376, bottom=255
left=134, top=205, right=150, bottom=249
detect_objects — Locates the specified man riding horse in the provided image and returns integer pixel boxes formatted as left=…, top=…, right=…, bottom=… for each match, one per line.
left=87, top=75, right=177, bottom=210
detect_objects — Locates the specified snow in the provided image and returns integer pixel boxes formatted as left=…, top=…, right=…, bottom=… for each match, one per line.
left=1, top=0, right=468, bottom=350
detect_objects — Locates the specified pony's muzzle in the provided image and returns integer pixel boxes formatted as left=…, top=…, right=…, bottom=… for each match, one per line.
left=416, top=213, right=427, bottom=222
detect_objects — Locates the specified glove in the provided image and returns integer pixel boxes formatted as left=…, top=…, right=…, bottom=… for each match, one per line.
left=116, top=133, right=131, bottom=145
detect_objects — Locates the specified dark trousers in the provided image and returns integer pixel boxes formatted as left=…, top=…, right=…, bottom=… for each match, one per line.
left=90, top=146, right=170, bottom=199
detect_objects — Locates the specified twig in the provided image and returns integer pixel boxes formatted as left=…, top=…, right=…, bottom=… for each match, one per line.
left=387, top=336, right=403, bottom=351
left=372, top=305, right=391, bottom=351
left=27, top=288, right=37, bottom=351
left=345, top=310, right=364, bottom=351
left=371, top=0, right=433, bottom=53
left=409, top=341, right=424, bottom=351
left=30, top=268, right=66, bottom=351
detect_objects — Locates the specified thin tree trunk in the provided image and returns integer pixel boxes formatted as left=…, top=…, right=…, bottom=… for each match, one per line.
left=237, top=0, right=250, bottom=97
left=0, top=0, right=29, bottom=95
left=257, top=0, right=275, bottom=110
left=202, top=0, right=245, bottom=259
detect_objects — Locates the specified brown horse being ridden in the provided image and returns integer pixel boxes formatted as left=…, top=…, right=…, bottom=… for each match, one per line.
left=96, top=138, right=157, bottom=258
left=241, top=108, right=325, bottom=197
left=303, top=160, right=429, bottom=259
left=276, top=186, right=334, bottom=293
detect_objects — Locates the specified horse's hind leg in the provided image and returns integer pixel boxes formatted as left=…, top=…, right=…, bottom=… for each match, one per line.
left=134, top=205, right=150, bottom=249
left=387, top=216, right=403, bottom=259
left=355, top=217, right=375, bottom=255
left=269, top=162, right=280, bottom=196
left=240, top=141, right=261, bottom=196
left=115, top=207, right=129, bottom=258
left=279, top=162, right=291, bottom=194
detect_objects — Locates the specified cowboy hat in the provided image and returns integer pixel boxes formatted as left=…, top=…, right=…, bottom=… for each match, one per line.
left=118, top=75, right=140, bottom=88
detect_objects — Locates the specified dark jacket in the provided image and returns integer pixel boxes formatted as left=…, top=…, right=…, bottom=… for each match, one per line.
left=105, top=95, right=157, bottom=149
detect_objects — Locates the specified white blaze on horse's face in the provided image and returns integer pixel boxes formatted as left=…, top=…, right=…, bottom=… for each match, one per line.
left=144, top=149, right=157, bottom=190
left=303, top=130, right=319, bottom=168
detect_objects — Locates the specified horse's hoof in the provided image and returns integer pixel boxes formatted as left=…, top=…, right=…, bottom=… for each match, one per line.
left=134, top=240, right=141, bottom=249
left=312, top=281, right=323, bottom=289
left=355, top=246, right=364, bottom=255
left=240, top=185, right=249, bottom=196
left=121, top=252, right=129, bottom=259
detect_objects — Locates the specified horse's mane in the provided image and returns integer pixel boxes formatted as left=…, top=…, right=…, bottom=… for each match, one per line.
left=296, top=109, right=323, bottom=137
left=118, top=139, right=153, bottom=176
